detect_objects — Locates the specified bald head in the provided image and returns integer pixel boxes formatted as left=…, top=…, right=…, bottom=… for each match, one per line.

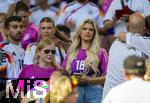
left=129, top=13, right=145, bottom=35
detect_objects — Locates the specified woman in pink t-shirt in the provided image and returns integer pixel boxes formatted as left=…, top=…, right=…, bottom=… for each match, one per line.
left=62, top=19, right=108, bottom=103
left=18, top=38, right=60, bottom=102
left=19, top=38, right=60, bottom=78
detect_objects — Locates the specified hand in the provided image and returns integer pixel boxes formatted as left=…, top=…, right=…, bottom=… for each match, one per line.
left=75, top=75, right=91, bottom=84
left=120, top=14, right=130, bottom=22
left=84, top=63, right=97, bottom=76
left=64, top=94, right=78, bottom=103
left=64, top=88, right=78, bottom=103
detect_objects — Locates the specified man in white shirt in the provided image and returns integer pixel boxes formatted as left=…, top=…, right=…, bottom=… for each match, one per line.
left=118, top=33, right=150, bottom=56
left=103, top=0, right=150, bottom=37
left=0, top=16, right=25, bottom=78
left=103, top=55, right=150, bottom=103
left=56, top=0, right=103, bottom=34
left=31, top=0, right=59, bottom=26
left=118, top=15, right=150, bottom=56
left=0, top=0, right=17, bottom=13
left=102, top=13, right=145, bottom=98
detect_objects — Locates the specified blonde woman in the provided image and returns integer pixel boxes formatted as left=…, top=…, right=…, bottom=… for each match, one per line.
left=19, top=38, right=61, bottom=102
left=62, top=19, right=108, bottom=103
left=19, top=38, right=59, bottom=78
left=44, top=71, right=78, bottom=103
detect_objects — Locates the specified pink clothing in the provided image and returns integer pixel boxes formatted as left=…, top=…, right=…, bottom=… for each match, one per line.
left=19, top=64, right=57, bottom=78
left=18, top=64, right=57, bottom=92
left=101, top=0, right=113, bottom=14
left=21, top=22, right=39, bottom=50
left=61, top=48, right=108, bottom=76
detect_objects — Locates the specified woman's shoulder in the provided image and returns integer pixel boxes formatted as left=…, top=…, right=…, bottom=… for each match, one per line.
left=97, top=48, right=108, bottom=58
left=98, top=48, right=107, bottom=54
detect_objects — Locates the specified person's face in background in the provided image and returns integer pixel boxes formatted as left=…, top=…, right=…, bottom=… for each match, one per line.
left=40, top=21, right=64, bottom=48
left=40, top=21, right=55, bottom=39
left=7, top=21, right=23, bottom=41
left=39, top=44, right=56, bottom=64
left=16, top=10, right=29, bottom=27
left=80, top=23, right=94, bottom=42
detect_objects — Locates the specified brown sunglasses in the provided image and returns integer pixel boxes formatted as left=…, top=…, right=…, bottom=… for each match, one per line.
left=43, top=49, right=56, bottom=54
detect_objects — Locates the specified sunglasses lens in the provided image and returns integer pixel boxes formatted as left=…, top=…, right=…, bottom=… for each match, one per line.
left=44, top=49, right=50, bottom=54
left=44, top=49, right=56, bottom=54
left=51, top=50, right=56, bottom=54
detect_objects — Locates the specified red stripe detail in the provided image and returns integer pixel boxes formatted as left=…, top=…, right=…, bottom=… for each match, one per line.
left=62, top=2, right=76, bottom=13
left=6, top=54, right=13, bottom=63
left=0, top=43, right=5, bottom=48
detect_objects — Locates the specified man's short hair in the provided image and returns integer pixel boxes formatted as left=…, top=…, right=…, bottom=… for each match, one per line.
left=5, top=16, right=22, bottom=29
left=15, top=1, right=29, bottom=14
left=124, top=55, right=146, bottom=75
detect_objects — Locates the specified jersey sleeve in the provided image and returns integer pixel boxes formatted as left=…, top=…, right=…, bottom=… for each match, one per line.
left=98, top=48, right=108, bottom=75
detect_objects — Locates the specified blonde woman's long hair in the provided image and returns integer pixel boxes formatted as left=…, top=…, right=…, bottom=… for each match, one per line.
left=145, top=58, right=150, bottom=81
left=44, top=71, right=73, bottom=103
left=33, top=38, right=58, bottom=68
left=66, top=19, right=101, bottom=76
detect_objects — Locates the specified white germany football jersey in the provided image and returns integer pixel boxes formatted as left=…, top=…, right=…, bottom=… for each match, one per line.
left=57, top=1, right=103, bottom=33
left=0, top=41, right=25, bottom=78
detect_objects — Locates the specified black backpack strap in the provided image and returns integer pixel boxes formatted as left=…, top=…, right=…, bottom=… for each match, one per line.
left=58, top=47, right=64, bottom=64
left=121, top=0, right=125, bottom=8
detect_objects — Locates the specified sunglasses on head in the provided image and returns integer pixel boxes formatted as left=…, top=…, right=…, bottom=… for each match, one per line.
left=43, top=49, right=56, bottom=54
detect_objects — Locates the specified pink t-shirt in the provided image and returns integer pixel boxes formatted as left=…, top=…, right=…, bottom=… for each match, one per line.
left=21, top=22, right=39, bottom=50
left=61, top=48, right=108, bottom=76
left=18, top=64, right=57, bottom=92
left=19, top=64, right=57, bottom=78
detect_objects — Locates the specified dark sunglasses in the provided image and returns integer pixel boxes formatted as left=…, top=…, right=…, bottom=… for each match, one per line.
left=43, top=49, right=56, bottom=54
